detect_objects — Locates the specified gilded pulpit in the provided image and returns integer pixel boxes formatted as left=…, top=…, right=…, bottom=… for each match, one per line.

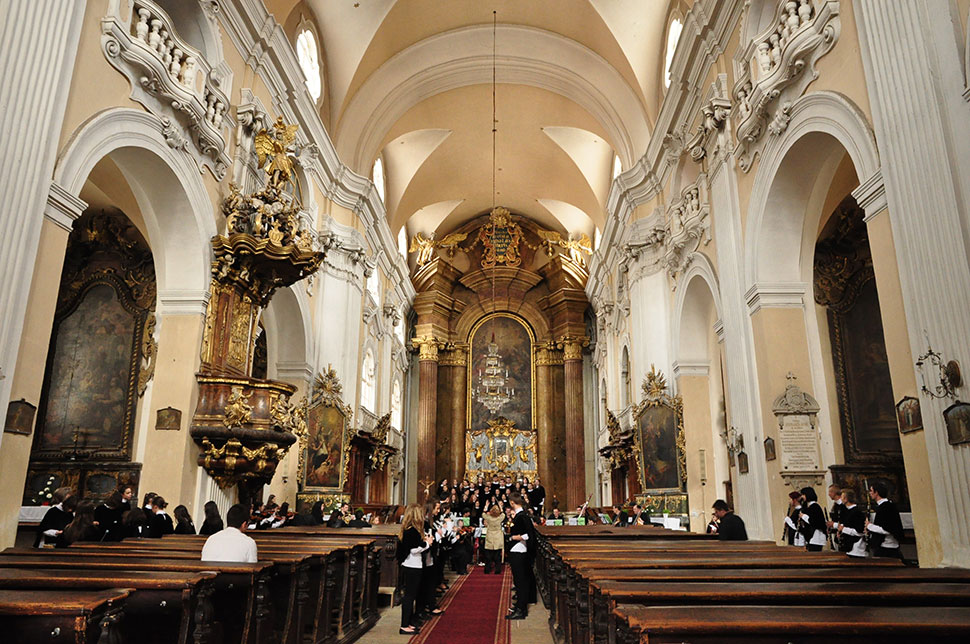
left=190, top=118, right=324, bottom=502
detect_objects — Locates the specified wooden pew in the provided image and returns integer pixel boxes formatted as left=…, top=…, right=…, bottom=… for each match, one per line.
left=0, top=588, right=131, bottom=644
left=536, top=527, right=970, bottom=644
left=46, top=542, right=317, bottom=644
left=0, top=568, right=217, bottom=644
left=0, top=552, right=273, bottom=644
left=153, top=532, right=382, bottom=640
left=613, top=604, right=970, bottom=643
left=592, top=580, right=970, bottom=644
left=271, top=525, right=401, bottom=598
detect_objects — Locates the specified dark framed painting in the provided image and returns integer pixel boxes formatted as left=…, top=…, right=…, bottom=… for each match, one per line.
left=633, top=367, right=686, bottom=493
left=943, top=401, right=970, bottom=446
left=895, top=396, right=923, bottom=434
left=467, top=313, right=535, bottom=432
left=298, top=366, right=352, bottom=493
left=764, top=437, right=776, bottom=461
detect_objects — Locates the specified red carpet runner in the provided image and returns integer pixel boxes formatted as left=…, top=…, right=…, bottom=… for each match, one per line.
left=410, top=567, right=512, bottom=644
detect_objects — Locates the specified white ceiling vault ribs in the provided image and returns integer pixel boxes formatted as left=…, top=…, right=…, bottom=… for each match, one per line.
left=308, top=0, right=395, bottom=125
left=541, top=126, right=615, bottom=208
left=334, top=24, right=651, bottom=173
left=381, top=128, right=452, bottom=225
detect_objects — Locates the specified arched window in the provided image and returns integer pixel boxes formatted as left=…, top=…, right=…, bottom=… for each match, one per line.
left=391, top=379, right=402, bottom=431
left=296, top=27, right=322, bottom=102
left=612, top=154, right=622, bottom=180
left=361, top=349, right=376, bottom=412
left=397, top=228, right=408, bottom=259
left=395, top=308, right=406, bottom=346
left=664, top=18, right=683, bottom=89
left=372, top=156, right=386, bottom=204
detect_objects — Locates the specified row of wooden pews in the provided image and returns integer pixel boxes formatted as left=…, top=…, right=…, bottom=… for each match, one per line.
left=535, top=523, right=970, bottom=644
left=0, top=526, right=386, bottom=644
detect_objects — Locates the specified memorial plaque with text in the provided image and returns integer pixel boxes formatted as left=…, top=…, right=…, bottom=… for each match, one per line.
left=779, top=414, right=820, bottom=471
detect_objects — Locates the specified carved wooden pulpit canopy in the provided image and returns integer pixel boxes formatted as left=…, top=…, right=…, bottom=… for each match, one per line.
left=190, top=118, right=324, bottom=499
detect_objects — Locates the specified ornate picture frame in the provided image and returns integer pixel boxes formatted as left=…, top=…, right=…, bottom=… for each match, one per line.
left=632, top=366, right=687, bottom=493
left=297, top=366, right=353, bottom=498
left=895, top=396, right=923, bottom=434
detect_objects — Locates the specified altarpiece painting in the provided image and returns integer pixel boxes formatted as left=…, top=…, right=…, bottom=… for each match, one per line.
left=297, top=366, right=352, bottom=511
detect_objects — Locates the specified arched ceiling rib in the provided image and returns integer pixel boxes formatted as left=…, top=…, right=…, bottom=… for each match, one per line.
left=297, top=0, right=674, bottom=245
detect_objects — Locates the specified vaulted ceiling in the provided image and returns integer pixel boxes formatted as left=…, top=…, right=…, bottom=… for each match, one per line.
left=270, top=0, right=679, bottom=251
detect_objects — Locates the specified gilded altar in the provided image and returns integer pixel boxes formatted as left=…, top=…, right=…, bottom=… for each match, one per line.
left=465, top=418, right=537, bottom=479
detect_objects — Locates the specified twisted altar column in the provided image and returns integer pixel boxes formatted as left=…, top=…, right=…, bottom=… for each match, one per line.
left=415, top=337, right=439, bottom=501
left=561, top=336, right=588, bottom=509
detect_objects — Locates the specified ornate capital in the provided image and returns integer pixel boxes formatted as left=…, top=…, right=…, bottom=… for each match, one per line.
left=439, top=344, right=468, bottom=367
left=557, top=335, right=590, bottom=362
left=412, top=335, right=441, bottom=362
left=535, top=341, right=564, bottom=366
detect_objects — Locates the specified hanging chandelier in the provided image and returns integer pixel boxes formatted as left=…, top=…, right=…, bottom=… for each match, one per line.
left=474, top=333, right=515, bottom=413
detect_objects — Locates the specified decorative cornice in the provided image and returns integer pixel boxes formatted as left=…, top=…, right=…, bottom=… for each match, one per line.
left=157, top=289, right=210, bottom=316
left=45, top=181, right=87, bottom=232
left=852, top=169, right=887, bottom=222
left=745, top=282, right=807, bottom=315
left=672, top=360, right=711, bottom=379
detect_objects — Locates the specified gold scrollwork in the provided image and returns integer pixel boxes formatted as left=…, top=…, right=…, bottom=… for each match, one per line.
left=137, top=312, right=157, bottom=396
left=223, top=386, right=254, bottom=427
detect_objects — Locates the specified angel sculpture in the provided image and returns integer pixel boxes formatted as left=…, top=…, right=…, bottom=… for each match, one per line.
left=562, top=233, right=593, bottom=267
left=408, top=232, right=436, bottom=266
left=435, top=232, right=468, bottom=257
left=537, top=229, right=564, bottom=256
left=253, top=117, right=299, bottom=190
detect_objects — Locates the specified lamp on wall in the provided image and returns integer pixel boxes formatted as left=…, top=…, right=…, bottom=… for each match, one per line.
left=915, top=331, right=961, bottom=400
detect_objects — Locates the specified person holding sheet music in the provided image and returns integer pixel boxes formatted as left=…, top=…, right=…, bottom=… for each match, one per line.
left=837, top=488, right=867, bottom=557
left=505, top=492, right=536, bottom=620
left=797, top=487, right=828, bottom=551
left=866, top=481, right=904, bottom=559
left=783, top=491, right=806, bottom=547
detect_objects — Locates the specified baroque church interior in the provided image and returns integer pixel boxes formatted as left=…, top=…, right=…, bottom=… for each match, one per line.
left=3, top=0, right=970, bottom=641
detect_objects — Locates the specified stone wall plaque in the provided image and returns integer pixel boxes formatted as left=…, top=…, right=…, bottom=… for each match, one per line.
left=772, top=373, right=825, bottom=483
left=779, top=414, right=821, bottom=471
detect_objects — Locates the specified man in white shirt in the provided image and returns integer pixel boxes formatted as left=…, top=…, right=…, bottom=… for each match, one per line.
left=201, top=504, right=258, bottom=563
left=505, top=493, right=535, bottom=620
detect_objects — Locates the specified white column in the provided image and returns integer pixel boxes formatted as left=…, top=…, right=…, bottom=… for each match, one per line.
left=855, top=0, right=970, bottom=566
left=706, top=154, right=773, bottom=539
left=0, top=2, right=85, bottom=444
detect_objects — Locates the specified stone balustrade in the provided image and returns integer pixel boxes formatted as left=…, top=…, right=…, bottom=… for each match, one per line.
left=731, top=0, right=841, bottom=171
left=102, top=0, right=232, bottom=178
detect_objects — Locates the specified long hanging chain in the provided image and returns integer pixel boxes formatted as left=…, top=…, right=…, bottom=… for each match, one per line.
left=491, top=10, right=497, bottom=311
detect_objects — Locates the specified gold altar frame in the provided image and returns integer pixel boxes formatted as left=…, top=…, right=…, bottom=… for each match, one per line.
left=464, top=417, right=538, bottom=480
left=632, top=366, right=687, bottom=493
left=466, top=312, right=537, bottom=430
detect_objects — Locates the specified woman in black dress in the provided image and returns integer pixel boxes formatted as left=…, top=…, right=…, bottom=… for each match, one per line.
left=199, top=500, right=224, bottom=536
left=56, top=501, right=100, bottom=548
left=174, top=504, right=196, bottom=534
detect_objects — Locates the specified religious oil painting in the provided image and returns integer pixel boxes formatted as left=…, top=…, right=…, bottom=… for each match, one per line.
left=468, top=314, right=534, bottom=432
left=36, top=283, right=139, bottom=458
left=304, top=403, right=348, bottom=489
left=895, top=396, right=923, bottom=434
left=635, top=404, right=681, bottom=491
left=943, top=401, right=970, bottom=446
